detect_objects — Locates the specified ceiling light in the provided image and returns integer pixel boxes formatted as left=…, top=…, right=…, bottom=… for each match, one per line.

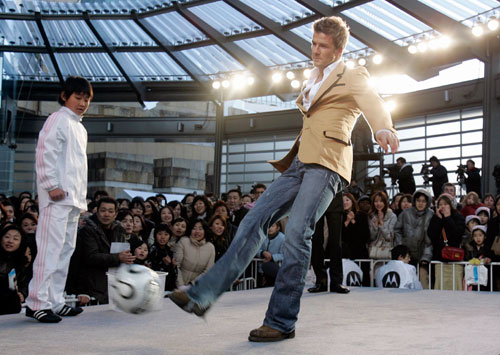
left=346, top=60, right=355, bottom=69
left=439, top=35, right=451, bottom=49
left=408, top=44, right=417, bottom=54
left=472, top=23, right=484, bottom=37
left=303, top=68, right=312, bottom=79
left=272, top=72, right=283, bottom=83
left=221, top=79, right=230, bottom=88
left=286, top=71, right=295, bottom=80
left=487, top=16, right=499, bottom=31
left=246, top=76, right=255, bottom=85
left=358, top=57, right=366, bottom=66
left=372, top=54, right=383, bottom=64
left=417, top=41, right=428, bottom=52
left=385, top=100, right=396, bottom=112
left=291, top=80, right=301, bottom=89
left=212, top=81, right=221, bottom=90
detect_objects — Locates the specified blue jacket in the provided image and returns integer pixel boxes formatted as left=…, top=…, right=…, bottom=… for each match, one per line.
left=257, top=232, right=285, bottom=262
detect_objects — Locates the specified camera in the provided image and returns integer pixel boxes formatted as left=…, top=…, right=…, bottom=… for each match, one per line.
left=382, top=163, right=399, bottom=185
left=420, top=163, right=431, bottom=185
left=456, top=164, right=466, bottom=185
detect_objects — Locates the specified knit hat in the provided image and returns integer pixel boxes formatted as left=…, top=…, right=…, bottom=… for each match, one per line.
left=471, top=225, right=487, bottom=235
left=475, top=206, right=490, bottom=218
left=465, top=215, right=481, bottom=225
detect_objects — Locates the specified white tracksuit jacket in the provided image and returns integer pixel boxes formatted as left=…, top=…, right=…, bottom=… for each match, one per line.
left=36, top=106, right=88, bottom=211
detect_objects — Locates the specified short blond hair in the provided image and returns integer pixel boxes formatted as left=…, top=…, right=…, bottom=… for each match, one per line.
left=313, top=16, right=350, bottom=50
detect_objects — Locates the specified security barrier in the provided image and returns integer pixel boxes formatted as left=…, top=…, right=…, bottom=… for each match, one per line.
left=231, top=258, right=500, bottom=292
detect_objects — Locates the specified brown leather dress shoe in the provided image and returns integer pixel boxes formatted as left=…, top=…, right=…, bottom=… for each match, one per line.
left=248, top=325, right=295, bottom=342
left=168, top=290, right=210, bottom=317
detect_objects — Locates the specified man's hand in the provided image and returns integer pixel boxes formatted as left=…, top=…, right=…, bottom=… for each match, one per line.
left=376, top=130, right=399, bottom=154
left=48, top=188, right=65, bottom=202
left=162, top=255, right=172, bottom=265
left=118, top=250, right=136, bottom=264
left=78, top=294, right=90, bottom=305
left=262, top=251, right=272, bottom=262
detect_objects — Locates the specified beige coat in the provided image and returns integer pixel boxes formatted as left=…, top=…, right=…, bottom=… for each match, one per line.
left=269, top=62, right=395, bottom=182
left=174, top=236, right=215, bottom=287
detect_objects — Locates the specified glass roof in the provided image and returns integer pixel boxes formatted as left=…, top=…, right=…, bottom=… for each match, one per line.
left=343, top=0, right=433, bottom=46
left=235, top=35, right=309, bottom=67
left=419, top=0, right=500, bottom=28
left=0, top=0, right=498, bottom=85
left=189, top=1, right=260, bottom=36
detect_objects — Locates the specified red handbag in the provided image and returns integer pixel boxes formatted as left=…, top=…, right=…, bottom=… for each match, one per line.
left=441, top=228, right=464, bottom=261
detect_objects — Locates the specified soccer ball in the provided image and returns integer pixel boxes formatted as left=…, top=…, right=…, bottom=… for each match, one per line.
left=110, top=264, right=161, bottom=314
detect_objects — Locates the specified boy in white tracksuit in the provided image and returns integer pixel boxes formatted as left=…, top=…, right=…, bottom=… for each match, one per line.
left=25, top=76, right=93, bottom=323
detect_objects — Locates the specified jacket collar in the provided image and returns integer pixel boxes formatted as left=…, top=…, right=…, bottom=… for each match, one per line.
left=296, top=61, right=347, bottom=114
left=60, top=106, right=84, bottom=122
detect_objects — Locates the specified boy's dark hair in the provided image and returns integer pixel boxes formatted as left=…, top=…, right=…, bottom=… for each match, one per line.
left=96, top=197, right=118, bottom=210
left=58, top=76, right=93, bottom=106
left=391, top=245, right=410, bottom=260
left=154, top=223, right=172, bottom=239
left=116, top=209, right=134, bottom=222
left=227, top=188, right=242, bottom=198
left=173, top=217, right=187, bottom=225
left=93, top=190, right=109, bottom=201
left=19, top=191, right=32, bottom=199
left=130, top=197, right=146, bottom=213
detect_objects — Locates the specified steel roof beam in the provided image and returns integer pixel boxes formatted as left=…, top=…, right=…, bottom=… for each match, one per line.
left=83, top=12, right=145, bottom=107
left=34, top=12, right=64, bottom=85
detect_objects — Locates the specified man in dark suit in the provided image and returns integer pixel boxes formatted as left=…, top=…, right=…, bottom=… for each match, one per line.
left=308, top=192, right=349, bottom=293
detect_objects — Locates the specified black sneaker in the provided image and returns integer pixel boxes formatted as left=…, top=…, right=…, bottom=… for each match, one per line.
left=25, top=307, right=62, bottom=323
left=168, top=290, right=210, bottom=317
left=57, top=305, right=83, bottom=317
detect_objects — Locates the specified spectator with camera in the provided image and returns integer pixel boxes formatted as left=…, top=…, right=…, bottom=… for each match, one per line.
left=428, top=156, right=448, bottom=198
left=395, top=157, right=416, bottom=194
left=462, top=160, right=481, bottom=198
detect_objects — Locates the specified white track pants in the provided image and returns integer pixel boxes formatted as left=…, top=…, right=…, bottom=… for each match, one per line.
left=26, top=204, right=80, bottom=312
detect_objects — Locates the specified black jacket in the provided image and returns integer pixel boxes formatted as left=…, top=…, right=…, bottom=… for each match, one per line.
left=230, top=207, right=248, bottom=227
left=430, top=165, right=448, bottom=197
left=341, top=212, right=370, bottom=259
left=427, top=210, right=465, bottom=261
left=465, top=168, right=481, bottom=198
left=397, top=164, right=416, bottom=194
left=0, top=248, right=28, bottom=315
left=72, top=214, right=126, bottom=304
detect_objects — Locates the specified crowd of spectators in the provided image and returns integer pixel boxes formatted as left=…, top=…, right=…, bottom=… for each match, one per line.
left=2, top=178, right=500, bottom=314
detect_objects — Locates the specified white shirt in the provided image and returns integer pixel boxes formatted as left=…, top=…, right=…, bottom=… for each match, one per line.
left=375, top=260, right=422, bottom=290
left=302, top=59, right=341, bottom=111
left=36, top=106, right=88, bottom=211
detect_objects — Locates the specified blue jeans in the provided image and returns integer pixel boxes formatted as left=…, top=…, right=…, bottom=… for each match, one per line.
left=187, top=157, right=343, bottom=333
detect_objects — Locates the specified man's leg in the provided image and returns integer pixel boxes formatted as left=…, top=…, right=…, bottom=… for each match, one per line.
left=263, top=163, right=343, bottom=334
left=308, top=214, right=327, bottom=292
left=186, top=158, right=303, bottom=308
left=50, top=206, right=80, bottom=313
left=325, top=193, right=347, bottom=292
